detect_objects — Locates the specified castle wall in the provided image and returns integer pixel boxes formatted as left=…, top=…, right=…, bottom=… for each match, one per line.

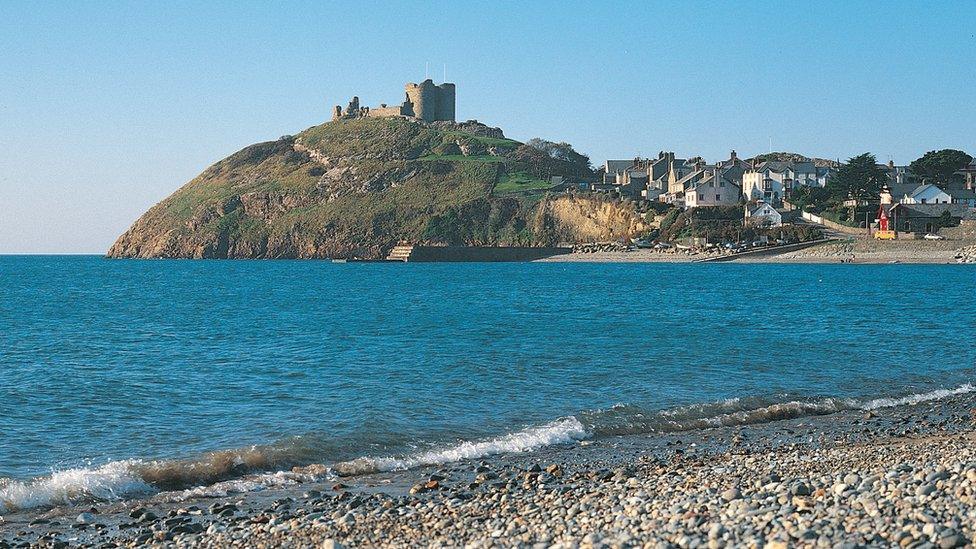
left=369, top=106, right=407, bottom=118
left=436, top=83, right=455, bottom=122
left=404, top=79, right=455, bottom=122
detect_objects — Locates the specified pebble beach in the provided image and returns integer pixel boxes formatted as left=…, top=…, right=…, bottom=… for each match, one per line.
left=5, top=391, right=976, bottom=548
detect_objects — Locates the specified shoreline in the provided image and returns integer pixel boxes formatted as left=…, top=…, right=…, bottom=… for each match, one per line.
left=4, top=390, right=976, bottom=547
left=537, top=238, right=976, bottom=264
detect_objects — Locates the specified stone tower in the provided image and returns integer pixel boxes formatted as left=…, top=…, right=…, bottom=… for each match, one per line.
left=404, top=79, right=455, bottom=122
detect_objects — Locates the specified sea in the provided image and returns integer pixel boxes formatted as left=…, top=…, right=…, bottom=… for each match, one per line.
left=1, top=255, right=974, bottom=511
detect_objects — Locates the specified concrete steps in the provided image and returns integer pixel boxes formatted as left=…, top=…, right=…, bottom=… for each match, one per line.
left=386, top=244, right=415, bottom=262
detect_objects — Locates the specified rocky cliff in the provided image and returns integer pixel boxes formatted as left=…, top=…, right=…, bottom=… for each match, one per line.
left=108, top=117, right=643, bottom=259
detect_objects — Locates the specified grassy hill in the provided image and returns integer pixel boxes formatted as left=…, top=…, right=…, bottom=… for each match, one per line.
left=108, top=117, right=629, bottom=259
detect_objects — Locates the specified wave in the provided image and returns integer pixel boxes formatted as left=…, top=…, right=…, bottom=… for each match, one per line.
left=0, top=446, right=334, bottom=513
left=3, top=383, right=972, bottom=512
left=332, top=417, right=587, bottom=476
left=860, top=383, right=975, bottom=410
left=0, top=461, right=154, bottom=512
left=582, top=383, right=974, bottom=437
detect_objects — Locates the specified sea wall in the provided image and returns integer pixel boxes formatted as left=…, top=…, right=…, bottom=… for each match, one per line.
left=406, top=246, right=571, bottom=262
left=801, top=212, right=866, bottom=235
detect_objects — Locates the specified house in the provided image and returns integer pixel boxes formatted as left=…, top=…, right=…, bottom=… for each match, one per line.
left=901, top=184, right=952, bottom=205
left=951, top=188, right=976, bottom=208
left=815, top=166, right=834, bottom=187
left=683, top=169, right=742, bottom=208
left=887, top=203, right=975, bottom=234
left=742, top=169, right=786, bottom=205
left=744, top=201, right=782, bottom=227
left=600, top=152, right=696, bottom=200
left=741, top=160, right=827, bottom=204
left=783, top=161, right=820, bottom=190
left=714, top=150, right=752, bottom=187
left=954, top=160, right=976, bottom=190
left=880, top=161, right=915, bottom=187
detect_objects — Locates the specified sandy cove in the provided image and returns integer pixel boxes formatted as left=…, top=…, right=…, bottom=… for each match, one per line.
left=4, top=391, right=976, bottom=548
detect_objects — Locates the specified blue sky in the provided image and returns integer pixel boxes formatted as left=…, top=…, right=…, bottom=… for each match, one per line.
left=1, top=1, right=974, bottom=253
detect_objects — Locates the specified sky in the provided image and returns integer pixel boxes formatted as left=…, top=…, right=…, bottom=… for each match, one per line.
left=1, top=1, right=974, bottom=253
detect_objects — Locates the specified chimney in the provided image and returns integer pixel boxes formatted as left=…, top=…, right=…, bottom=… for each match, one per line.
left=730, top=150, right=737, bottom=161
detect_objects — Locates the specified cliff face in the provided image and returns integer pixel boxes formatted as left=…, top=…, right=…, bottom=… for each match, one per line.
left=108, top=117, right=642, bottom=259
left=533, top=195, right=650, bottom=244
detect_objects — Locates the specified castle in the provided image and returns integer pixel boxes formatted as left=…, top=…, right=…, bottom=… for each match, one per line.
left=332, top=79, right=456, bottom=123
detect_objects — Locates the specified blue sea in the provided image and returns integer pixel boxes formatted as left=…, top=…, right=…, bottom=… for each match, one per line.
left=1, top=255, right=974, bottom=510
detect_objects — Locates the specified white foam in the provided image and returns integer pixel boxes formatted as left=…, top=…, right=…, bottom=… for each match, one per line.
left=0, top=460, right=154, bottom=512
left=155, top=469, right=322, bottom=503
left=335, top=416, right=588, bottom=475
left=860, top=383, right=975, bottom=411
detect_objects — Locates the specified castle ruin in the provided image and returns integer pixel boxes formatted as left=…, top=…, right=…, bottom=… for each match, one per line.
left=332, top=79, right=455, bottom=123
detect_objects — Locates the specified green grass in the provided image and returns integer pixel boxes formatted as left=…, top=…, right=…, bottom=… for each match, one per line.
left=443, top=131, right=521, bottom=148
left=418, top=154, right=508, bottom=163
left=494, top=172, right=552, bottom=194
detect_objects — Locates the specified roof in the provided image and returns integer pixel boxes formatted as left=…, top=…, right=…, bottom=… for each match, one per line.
left=676, top=168, right=708, bottom=189
left=909, top=183, right=948, bottom=198
left=685, top=171, right=740, bottom=191
left=605, top=160, right=634, bottom=173
left=891, top=203, right=975, bottom=219
left=787, top=161, right=817, bottom=173
left=747, top=203, right=780, bottom=216
left=888, top=183, right=917, bottom=198
left=755, top=161, right=790, bottom=173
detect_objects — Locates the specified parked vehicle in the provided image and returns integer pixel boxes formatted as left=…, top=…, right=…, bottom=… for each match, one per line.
left=923, top=233, right=946, bottom=240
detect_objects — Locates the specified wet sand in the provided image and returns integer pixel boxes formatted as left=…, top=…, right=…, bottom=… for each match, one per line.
left=4, top=391, right=976, bottom=547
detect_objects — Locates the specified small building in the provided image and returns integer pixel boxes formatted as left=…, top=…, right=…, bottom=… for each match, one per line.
left=888, top=203, right=975, bottom=234
left=744, top=201, right=782, bottom=227
left=901, top=184, right=952, bottom=205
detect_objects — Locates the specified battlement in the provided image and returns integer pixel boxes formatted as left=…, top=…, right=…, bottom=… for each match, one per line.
left=332, top=80, right=456, bottom=123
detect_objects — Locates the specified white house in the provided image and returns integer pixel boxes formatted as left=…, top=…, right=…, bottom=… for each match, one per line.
left=684, top=170, right=742, bottom=208
left=744, top=201, right=782, bottom=227
left=783, top=162, right=819, bottom=189
left=901, top=184, right=952, bottom=205
left=742, top=170, right=786, bottom=205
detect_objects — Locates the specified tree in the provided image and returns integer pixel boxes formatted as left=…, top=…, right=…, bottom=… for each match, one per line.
left=938, top=209, right=956, bottom=229
left=524, top=138, right=593, bottom=177
left=826, top=153, right=888, bottom=220
left=909, top=149, right=972, bottom=186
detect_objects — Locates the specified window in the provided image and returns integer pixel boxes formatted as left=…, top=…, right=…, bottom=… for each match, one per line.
left=716, top=195, right=721, bottom=201
left=720, top=181, right=726, bottom=187
left=698, top=194, right=704, bottom=201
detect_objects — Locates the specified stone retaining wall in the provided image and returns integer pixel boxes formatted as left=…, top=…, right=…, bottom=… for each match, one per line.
left=407, top=246, right=571, bottom=262
left=801, top=212, right=866, bottom=235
